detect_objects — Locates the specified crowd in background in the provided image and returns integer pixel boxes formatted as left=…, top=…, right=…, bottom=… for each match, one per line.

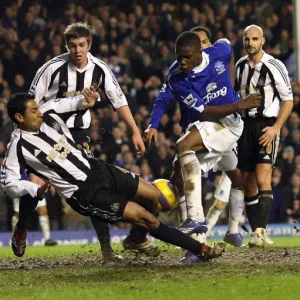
left=0, top=0, right=299, bottom=232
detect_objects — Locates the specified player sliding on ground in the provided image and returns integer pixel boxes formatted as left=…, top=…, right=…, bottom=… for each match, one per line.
left=0, top=88, right=225, bottom=262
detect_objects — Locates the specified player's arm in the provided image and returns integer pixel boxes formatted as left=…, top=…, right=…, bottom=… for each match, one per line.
left=41, top=87, right=100, bottom=117
left=199, top=93, right=262, bottom=121
left=214, top=38, right=235, bottom=86
left=259, top=61, right=294, bottom=146
left=0, top=139, right=40, bottom=199
left=144, top=83, right=174, bottom=144
left=101, top=63, right=145, bottom=154
left=28, top=63, right=52, bottom=103
left=116, top=106, right=145, bottom=154
left=169, top=77, right=261, bottom=122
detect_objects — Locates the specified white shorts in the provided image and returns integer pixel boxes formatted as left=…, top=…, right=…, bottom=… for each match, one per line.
left=13, top=197, right=46, bottom=213
left=213, top=143, right=238, bottom=172
left=214, top=172, right=232, bottom=203
left=187, top=118, right=242, bottom=174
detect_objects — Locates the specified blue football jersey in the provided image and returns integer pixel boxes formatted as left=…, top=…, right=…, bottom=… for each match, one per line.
left=149, top=39, right=239, bottom=130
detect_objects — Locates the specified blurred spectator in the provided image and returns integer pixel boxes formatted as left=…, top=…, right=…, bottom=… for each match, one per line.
left=103, top=125, right=124, bottom=163
left=269, top=167, right=286, bottom=223
left=280, top=146, right=296, bottom=186
left=12, top=74, right=25, bottom=93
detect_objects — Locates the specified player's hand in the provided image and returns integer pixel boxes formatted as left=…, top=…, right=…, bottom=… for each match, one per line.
left=259, top=125, right=280, bottom=146
left=239, top=92, right=261, bottom=110
left=144, top=128, right=158, bottom=145
left=82, top=87, right=99, bottom=108
left=37, top=181, right=51, bottom=200
left=132, top=132, right=146, bottom=155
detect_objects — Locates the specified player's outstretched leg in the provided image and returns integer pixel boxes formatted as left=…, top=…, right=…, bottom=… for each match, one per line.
left=121, top=178, right=225, bottom=262
left=122, top=201, right=225, bottom=262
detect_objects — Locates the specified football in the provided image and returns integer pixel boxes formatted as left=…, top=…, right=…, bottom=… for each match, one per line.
left=152, top=179, right=178, bottom=212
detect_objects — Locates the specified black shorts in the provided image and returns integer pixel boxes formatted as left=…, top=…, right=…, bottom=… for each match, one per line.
left=238, top=117, right=280, bottom=172
left=67, top=159, right=139, bottom=222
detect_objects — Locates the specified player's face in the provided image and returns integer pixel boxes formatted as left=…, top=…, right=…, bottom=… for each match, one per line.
left=17, top=100, right=43, bottom=132
left=194, top=31, right=211, bottom=49
left=67, top=37, right=91, bottom=68
left=243, top=28, right=265, bottom=56
left=176, top=46, right=201, bottom=73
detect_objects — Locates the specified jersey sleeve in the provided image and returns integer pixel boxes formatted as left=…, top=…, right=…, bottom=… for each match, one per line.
left=269, top=59, right=293, bottom=101
left=168, top=75, right=205, bottom=113
left=0, top=138, right=39, bottom=198
left=97, top=62, right=128, bottom=110
left=149, top=83, right=174, bottom=129
left=40, top=95, right=88, bottom=115
left=213, top=38, right=233, bottom=63
left=29, top=62, right=53, bottom=104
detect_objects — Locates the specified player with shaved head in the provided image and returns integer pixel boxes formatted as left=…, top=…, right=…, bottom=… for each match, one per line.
left=235, top=25, right=294, bottom=247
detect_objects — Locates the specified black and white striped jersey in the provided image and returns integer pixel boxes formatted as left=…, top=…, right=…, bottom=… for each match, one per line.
left=235, top=52, right=293, bottom=118
left=29, top=52, right=127, bottom=129
left=0, top=96, right=92, bottom=199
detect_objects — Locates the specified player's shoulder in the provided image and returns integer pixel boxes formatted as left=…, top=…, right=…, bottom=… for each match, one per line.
left=89, top=53, right=107, bottom=69
left=205, top=39, right=232, bottom=59
left=38, top=53, right=68, bottom=72
left=235, top=55, right=249, bottom=67
left=264, top=53, right=288, bottom=73
left=166, top=61, right=182, bottom=81
left=214, top=38, right=231, bottom=46
left=8, top=129, right=21, bottom=146
left=210, top=38, right=231, bottom=51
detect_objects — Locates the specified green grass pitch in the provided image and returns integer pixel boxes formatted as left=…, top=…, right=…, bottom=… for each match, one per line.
left=0, top=237, right=300, bottom=300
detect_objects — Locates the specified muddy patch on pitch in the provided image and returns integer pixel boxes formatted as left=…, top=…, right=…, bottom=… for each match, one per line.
left=0, top=247, right=300, bottom=271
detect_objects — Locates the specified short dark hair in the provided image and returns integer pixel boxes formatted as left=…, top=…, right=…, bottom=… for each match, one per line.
left=175, top=31, right=200, bottom=51
left=64, top=22, right=92, bottom=46
left=7, top=93, right=34, bottom=124
left=190, top=26, right=211, bottom=41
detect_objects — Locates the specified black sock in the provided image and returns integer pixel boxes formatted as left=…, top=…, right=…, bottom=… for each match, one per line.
left=257, top=190, right=273, bottom=229
left=245, top=194, right=259, bottom=232
left=17, top=194, right=39, bottom=230
left=128, top=225, right=148, bottom=243
left=150, top=222, right=202, bottom=254
left=90, top=217, right=111, bottom=251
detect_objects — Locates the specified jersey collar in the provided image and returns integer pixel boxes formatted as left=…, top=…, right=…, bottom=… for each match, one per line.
left=69, top=52, right=94, bottom=72
left=191, top=51, right=210, bottom=74
left=246, top=51, right=268, bottom=66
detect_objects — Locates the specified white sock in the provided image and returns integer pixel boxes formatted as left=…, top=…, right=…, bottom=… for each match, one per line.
left=228, top=188, right=244, bottom=234
left=12, top=215, right=18, bottom=231
left=39, top=215, right=51, bottom=241
left=179, top=196, right=187, bottom=222
left=206, top=204, right=222, bottom=232
left=178, top=150, right=204, bottom=222
left=191, top=233, right=207, bottom=244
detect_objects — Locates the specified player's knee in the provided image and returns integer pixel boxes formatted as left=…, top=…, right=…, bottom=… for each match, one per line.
left=37, top=206, right=48, bottom=216
left=135, top=207, right=159, bottom=230
left=256, top=172, right=272, bottom=190
left=242, top=173, right=257, bottom=195
left=143, top=212, right=160, bottom=231
left=226, top=169, right=243, bottom=190
left=175, top=139, right=188, bottom=154
left=14, top=212, right=20, bottom=218
left=170, top=171, right=184, bottom=196
left=215, top=199, right=227, bottom=210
